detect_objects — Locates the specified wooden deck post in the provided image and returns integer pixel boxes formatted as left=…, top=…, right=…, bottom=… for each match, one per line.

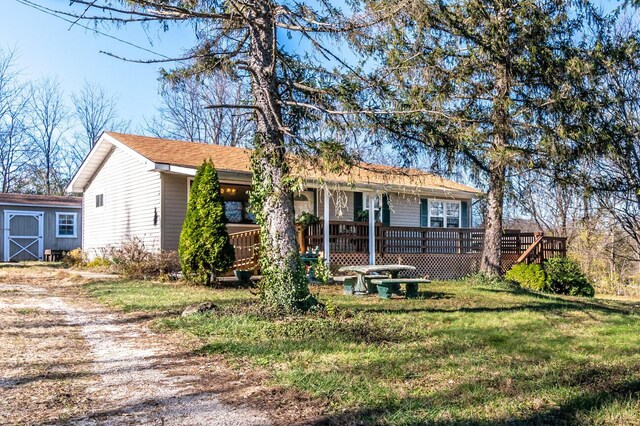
left=368, top=193, right=376, bottom=265
left=323, top=189, right=330, bottom=264
left=535, top=232, right=544, bottom=264
left=297, top=224, right=306, bottom=254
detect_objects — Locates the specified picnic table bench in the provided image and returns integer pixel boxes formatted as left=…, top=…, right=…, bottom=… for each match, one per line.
left=370, top=278, right=431, bottom=299
left=334, top=275, right=389, bottom=295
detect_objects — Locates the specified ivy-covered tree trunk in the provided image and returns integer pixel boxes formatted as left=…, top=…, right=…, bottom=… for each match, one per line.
left=247, top=2, right=316, bottom=312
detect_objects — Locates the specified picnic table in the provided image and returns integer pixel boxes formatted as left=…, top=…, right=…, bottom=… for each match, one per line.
left=338, top=264, right=417, bottom=295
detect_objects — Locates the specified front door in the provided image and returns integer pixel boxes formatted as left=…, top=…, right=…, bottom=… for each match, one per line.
left=3, top=211, right=44, bottom=262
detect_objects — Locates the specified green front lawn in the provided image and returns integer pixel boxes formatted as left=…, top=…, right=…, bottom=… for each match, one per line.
left=85, top=279, right=640, bottom=425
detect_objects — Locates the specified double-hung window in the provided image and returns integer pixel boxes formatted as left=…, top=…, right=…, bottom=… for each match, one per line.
left=427, top=200, right=461, bottom=228
left=56, top=212, right=77, bottom=238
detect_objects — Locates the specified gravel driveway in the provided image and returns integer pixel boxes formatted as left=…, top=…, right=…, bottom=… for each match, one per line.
left=0, top=272, right=271, bottom=425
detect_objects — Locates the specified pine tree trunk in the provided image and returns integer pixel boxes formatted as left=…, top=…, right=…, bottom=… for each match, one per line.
left=480, top=35, right=510, bottom=275
left=247, top=2, right=315, bottom=311
left=481, top=160, right=506, bottom=275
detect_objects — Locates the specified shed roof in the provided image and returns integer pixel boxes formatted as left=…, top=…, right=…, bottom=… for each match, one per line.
left=0, top=193, right=82, bottom=208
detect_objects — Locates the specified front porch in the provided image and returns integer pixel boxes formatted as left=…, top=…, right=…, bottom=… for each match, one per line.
left=229, top=220, right=567, bottom=280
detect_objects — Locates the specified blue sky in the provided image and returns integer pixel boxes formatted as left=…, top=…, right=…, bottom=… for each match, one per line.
left=2, top=0, right=626, bottom=134
left=3, top=1, right=197, bottom=129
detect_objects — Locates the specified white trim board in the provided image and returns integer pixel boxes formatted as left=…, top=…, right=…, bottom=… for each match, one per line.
left=0, top=203, right=80, bottom=209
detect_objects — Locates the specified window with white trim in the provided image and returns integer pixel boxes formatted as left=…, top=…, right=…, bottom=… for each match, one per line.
left=429, top=200, right=461, bottom=228
left=56, top=212, right=77, bottom=238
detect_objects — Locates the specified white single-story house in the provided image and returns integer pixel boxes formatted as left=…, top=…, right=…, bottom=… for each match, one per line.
left=0, top=193, right=82, bottom=262
left=67, top=132, right=563, bottom=278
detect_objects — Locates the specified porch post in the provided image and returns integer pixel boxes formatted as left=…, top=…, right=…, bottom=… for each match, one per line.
left=323, top=188, right=330, bottom=264
left=368, top=193, right=376, bottom=265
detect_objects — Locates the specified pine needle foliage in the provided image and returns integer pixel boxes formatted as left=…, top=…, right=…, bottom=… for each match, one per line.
left=358, top=0, right=609, bottom=275
left=179, top=159, right=235, bottom=285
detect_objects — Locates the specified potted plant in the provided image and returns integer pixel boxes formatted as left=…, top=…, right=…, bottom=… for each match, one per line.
left=296, top=212, right=319, bottom=227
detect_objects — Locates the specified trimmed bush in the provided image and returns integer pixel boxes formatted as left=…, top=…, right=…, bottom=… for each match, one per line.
left=179, top=159, right=235, bottom=285
left=505, top=263, right=548, bottom=292
left=544, top=257, right=595, bottom=297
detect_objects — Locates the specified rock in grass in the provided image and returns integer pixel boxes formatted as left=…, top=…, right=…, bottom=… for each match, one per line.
left=181, top=301, right=217, bottom=317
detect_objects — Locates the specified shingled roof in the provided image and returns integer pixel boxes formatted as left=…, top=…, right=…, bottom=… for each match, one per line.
left=0, top=193, right=81, bottom=207
left=106, top=132, right=253, bottom=173
left=102, top=132, right=479, bottom=196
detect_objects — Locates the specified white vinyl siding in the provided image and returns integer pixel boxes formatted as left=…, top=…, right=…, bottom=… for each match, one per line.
left=317, top=189, right=354, bottom=221
left=82, top=148, right=161, bottom=257
left=161, top=173, right=189, bottom=251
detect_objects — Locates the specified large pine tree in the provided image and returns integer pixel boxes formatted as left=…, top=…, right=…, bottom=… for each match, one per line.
left=361, top=0, right=603, bottom=275
left=41, top=0, right=370, bottom=311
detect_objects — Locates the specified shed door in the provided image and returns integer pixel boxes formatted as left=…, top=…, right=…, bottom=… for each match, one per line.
left=3, top=211, right=44, bottom=262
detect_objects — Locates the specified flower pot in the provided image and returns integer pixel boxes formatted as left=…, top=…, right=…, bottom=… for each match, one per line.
left=234, top=269, right=253, bottom=283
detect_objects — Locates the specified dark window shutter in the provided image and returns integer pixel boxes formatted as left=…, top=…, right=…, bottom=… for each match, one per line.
left=461, top=201, right=469, bottom=228
left=382, top=195, right=390, bottom=226
left=420, top=199, right=429, bottom=227
left=353, top=192, right=363, bottom=221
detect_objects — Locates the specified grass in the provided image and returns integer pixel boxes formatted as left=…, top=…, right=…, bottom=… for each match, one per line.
left=85, top=279, right=252, bottom=312
left=84, top=278, right=640, bottom=425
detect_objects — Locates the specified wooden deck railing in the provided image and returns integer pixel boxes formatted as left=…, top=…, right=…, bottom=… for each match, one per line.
left=303, top=220, right=566, bottom=259
left=228, top=229, right=260, bottom=270
left=516, top=233, right=567, bottom=264
left=305, top=221, right=370, bottom=253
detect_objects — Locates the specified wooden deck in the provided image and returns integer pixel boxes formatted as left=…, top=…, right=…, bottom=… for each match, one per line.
left=304, top=221, right=566, bottom=279
left=228, top=221, right=567, bottom=279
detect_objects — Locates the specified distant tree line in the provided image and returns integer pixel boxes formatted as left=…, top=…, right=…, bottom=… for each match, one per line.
left=0, top=47, right=252, bottom=196
left=0, top=48, right=127, bottom=195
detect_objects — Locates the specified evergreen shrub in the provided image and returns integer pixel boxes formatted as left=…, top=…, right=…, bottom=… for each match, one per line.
left=179, top=159, right=235, bottom=285
left=544, top=257, right=595, bottom=297
left=505, top=263, right=548, bottom=291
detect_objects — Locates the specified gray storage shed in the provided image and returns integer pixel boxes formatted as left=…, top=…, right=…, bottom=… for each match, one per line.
left=0, top=194, right=82, bottom=262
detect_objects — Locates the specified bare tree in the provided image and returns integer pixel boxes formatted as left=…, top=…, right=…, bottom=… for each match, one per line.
left=28, top=77, right=69, bottom=195
left=509, top=173, right=585, bottom=241
left=71, top=81, right=128, bottom=166
left=0, top=48, right=32, bottom=193
left=0, top=89, right=32, bottom=193
left=147, top=73, right=253, bottom=146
